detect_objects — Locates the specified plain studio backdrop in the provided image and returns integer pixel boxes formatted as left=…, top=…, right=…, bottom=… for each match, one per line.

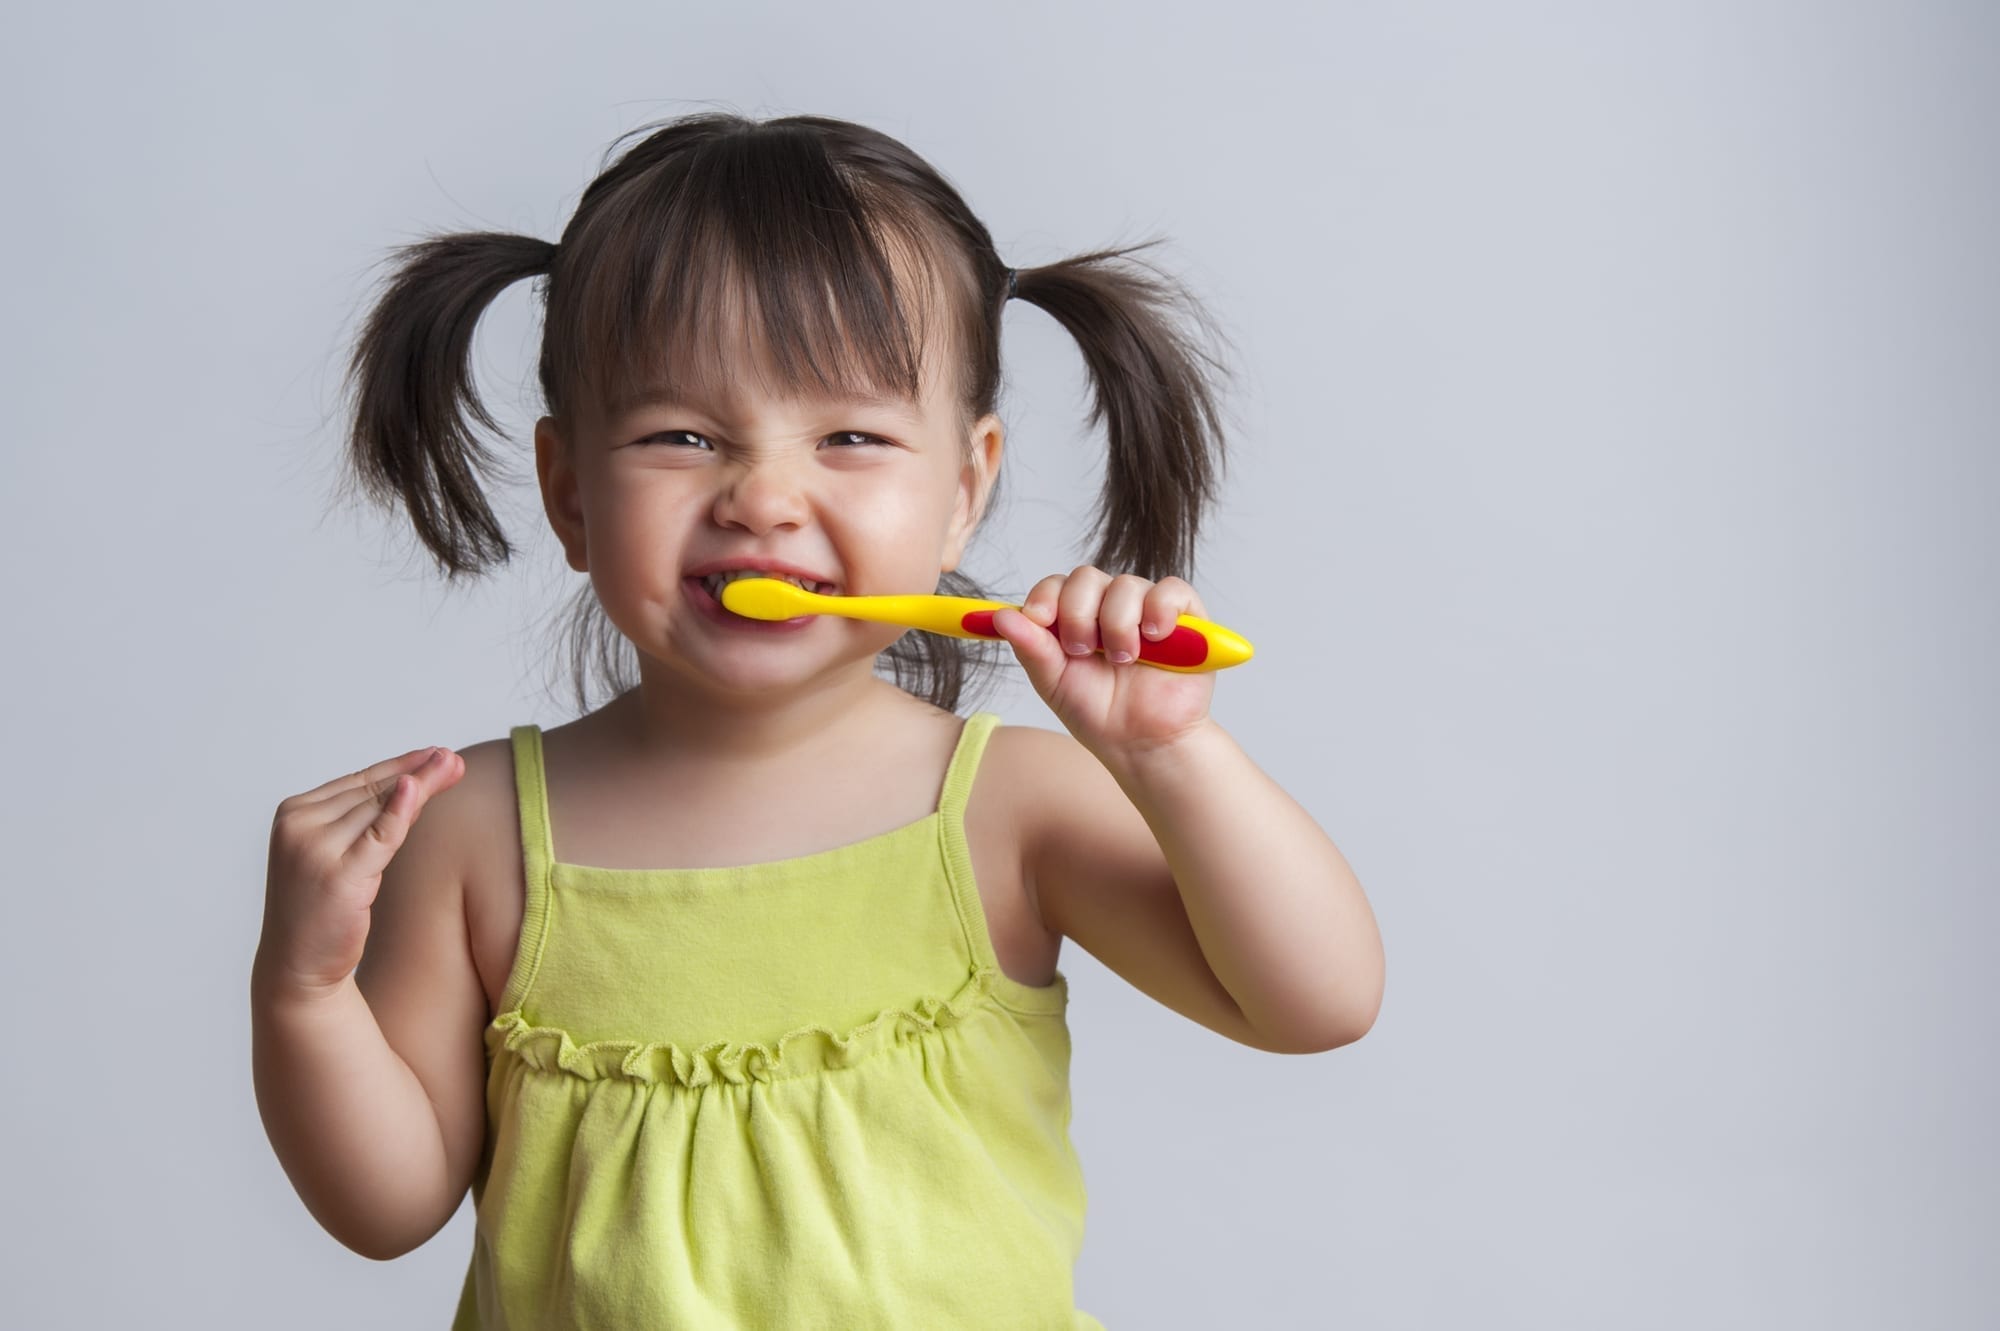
left=2, top=2, right=1993, bottom=1327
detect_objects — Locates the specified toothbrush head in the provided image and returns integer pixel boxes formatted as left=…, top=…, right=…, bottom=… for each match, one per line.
left=718, top=576, right=822, bottom=620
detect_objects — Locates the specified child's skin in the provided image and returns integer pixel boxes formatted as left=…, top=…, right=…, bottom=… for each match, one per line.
left=253, top=311, right=1383, bottom=1262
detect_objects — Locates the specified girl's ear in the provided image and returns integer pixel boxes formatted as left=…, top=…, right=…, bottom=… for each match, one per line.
left=943, top=413, right=1004, bottom=574
left=535, top=416, right=590, bottom=574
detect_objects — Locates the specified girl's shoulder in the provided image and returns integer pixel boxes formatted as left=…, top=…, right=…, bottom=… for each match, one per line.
left=972, top=716, right=1066, bottom=816
left=969, top=718, right=1120, bottom=948
left=422, top=731, right=536, bottom=1016
left=974, top=712, right=1082, bottom=810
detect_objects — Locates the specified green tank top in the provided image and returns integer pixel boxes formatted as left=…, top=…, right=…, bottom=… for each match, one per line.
left=449, top=710, right=1104, bottom=1329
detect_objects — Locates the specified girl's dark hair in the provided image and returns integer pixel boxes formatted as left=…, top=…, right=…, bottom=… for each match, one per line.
left=336, top=110, right=1237, bottom=715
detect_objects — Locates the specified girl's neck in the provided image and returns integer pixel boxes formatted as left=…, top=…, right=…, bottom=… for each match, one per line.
left=605, top=665, right=916, bottom=767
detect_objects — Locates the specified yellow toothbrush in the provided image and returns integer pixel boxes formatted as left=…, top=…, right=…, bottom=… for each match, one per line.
left=719, top=578, right=1253, bottom=673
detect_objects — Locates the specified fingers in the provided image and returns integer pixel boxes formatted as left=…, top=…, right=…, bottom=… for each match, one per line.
left=1141, top=576, right=1203, bottom=639
left=1014, top=566, right=1205, bottom=666
left=275, top=748, right=463, bottom=877
left=1017, top=574, right=1067, bottom=631
left=1098, top=575, right=1151, bottom=663
left=326, top=746, right=461, bottom=846
left=1053, top=566, right=1112, bottom=658
left=285, top=746, right=459, bottom=815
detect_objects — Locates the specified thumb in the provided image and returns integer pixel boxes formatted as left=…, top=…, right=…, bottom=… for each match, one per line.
left=991, top=605, right=1067, bottom=696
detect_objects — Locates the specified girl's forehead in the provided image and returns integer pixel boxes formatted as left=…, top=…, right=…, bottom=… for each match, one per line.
left=600, top=336, right=947, bottom=426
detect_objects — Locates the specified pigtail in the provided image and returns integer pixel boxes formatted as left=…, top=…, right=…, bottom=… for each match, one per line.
left=1009, top=240, right=1239, bottom=582
left=336, top=231, right=557, bottom=583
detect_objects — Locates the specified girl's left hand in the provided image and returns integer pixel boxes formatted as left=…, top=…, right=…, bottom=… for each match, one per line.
left=989, top=565, right=1216, bottom=767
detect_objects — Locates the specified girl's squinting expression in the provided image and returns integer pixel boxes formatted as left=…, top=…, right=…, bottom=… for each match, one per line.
left=534, top=353, right=1004, bottom=699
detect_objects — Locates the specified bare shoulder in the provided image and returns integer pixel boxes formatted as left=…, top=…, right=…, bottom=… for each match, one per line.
left=416, top=733, right=520, bottom=882
left=436, top=732, right=521, bottom=834
left=976, top=721, right=1116, bottom=935
left=962, top=718, right=1042, bottom=862
left=421, top=733, right=526, bottom=1017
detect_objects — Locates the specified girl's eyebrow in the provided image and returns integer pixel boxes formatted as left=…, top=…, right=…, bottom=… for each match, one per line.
left=609, top=387, right=922, bottom=424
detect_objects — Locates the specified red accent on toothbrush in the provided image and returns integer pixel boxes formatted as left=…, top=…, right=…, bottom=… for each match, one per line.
left=959, top=610, right=1210, bottom=668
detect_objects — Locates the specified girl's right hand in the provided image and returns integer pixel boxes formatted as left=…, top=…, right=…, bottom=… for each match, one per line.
left=255, top=745, right=466, bottom=1003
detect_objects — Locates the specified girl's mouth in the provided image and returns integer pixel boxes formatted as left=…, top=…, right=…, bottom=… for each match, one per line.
left=697, top=570, right=835, bottom=599
left=682, top=575, right=818, bottom=631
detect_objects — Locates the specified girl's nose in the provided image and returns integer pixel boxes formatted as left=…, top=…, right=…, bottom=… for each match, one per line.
left=711, top=459, right=812, bottom=532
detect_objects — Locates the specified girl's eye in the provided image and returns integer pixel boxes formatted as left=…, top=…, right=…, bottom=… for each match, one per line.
left=637, top=431, right=891, bottom=449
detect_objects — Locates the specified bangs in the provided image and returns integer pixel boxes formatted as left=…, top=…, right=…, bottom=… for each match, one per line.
left=545, top=126, right=960, bottom=427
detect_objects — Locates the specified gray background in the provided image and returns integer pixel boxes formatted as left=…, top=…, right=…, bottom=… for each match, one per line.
left=3, top=1, right=1993, bottom=1327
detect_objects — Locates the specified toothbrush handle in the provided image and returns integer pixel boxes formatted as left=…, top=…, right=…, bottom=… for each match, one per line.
left=955, top=601, right=1251, bottom=674
left=819, top=592, right=1253, bottom=673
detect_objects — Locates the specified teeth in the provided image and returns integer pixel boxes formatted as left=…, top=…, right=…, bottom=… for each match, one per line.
left=701, top=569, right=824, bottom=596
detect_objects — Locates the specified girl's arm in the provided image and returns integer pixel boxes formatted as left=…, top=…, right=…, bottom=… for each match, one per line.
left=251, top=746, right=487, bottom=1261
left=1015, top=721, right=1383, bottom=1052
left=991, top=568, right=1385, bottom=1052
left=251, top=967, right=476, bottom=1260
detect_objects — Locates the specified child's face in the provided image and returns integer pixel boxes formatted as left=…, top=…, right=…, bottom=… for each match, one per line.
left=534, top=345, right=1002, bottom=693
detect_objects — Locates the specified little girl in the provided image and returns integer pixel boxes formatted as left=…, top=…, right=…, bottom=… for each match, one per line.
left=251, top=111, right=1384, bottom=1330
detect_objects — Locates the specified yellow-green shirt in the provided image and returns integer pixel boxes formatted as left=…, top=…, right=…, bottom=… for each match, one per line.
left=450, top=710, right=1103, bottom=1329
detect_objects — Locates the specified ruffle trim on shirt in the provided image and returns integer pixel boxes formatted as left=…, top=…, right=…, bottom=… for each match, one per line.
left=485, top=965, right=1004, bottom=1088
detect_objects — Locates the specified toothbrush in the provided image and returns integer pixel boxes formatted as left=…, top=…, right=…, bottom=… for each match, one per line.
left=718, top=578, right=1253, bottom=673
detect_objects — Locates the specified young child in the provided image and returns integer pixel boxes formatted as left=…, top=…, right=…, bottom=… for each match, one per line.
left=251, top=111, right=1384, bottom=1330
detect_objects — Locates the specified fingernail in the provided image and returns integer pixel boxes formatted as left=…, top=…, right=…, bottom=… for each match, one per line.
left=1142, top=622, right=1159, bottom=636
left=1110, top=650, right=1133, bottom=663
left=1067, top=642, right=1090, bottom=655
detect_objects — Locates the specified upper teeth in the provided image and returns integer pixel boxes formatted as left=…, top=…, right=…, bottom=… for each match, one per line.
left=704, top=569, right=822, bottom=594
